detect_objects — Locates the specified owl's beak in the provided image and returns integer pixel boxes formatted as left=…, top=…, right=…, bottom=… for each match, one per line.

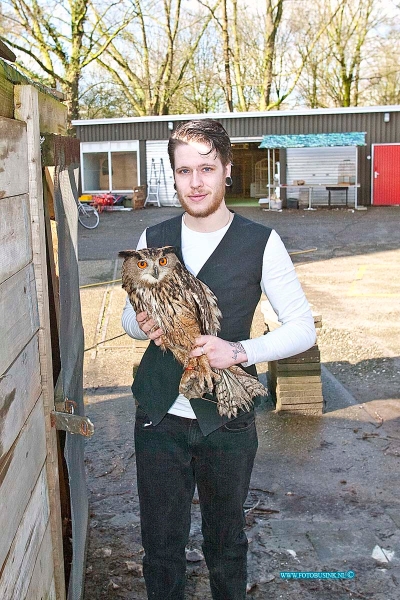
left=152, top=265, right=159, bottom=279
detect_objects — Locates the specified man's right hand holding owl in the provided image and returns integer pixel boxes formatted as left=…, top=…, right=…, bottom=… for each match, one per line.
left=136, top=311, right=164, bottom=346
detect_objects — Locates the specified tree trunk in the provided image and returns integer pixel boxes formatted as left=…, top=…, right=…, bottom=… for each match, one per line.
left=259, top=0, right=284, bottom=111
left=231, top=0, right=246, bottom=111
left=64, top=74, right=81, bottom=126
left=221, top=0, right=233, bottom=112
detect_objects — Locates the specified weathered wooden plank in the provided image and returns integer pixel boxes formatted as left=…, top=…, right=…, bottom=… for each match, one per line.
left=277, top=394, right=324, bottom=404
left=0, top=194, right=32, bottom=285
left=277, top=380, right=323, bottom=390
left=0, top=60, right=67, bottom=129
left=15, top=85, right=67, bottom=136
left=276, top=403, right=323, bottom=414
left=0, top=399, right=46, bottom=570
left=37, top=90, right=68, bottom=135
left=0, top=73, right=14, bottom=118
left=0, top=263, right=39, bottom=376
left=0, top=334, right=42, bottom=459
left=0, top=116, right=28, bottom=199
left=278, top=356, right=321, bottom=365
left=276, top=363, right=321, bottom=374
left=14, top=84, right=66, bottom=600
left=49, top=578, right=57, bottom=600
left=0, top=40, right=16, bottom=62
left=0, top=467, right=49, bottom=599
left=44, top=166, right=56, bottom=219
left=277, top=345, right=320, bottom=364
left=42, top=134, right=80, bottom=167
left=274, top=375, right=322, bottom=384
left=25, top=523, right=56, bottom=600
left=276, top=382, right=323, bottom=392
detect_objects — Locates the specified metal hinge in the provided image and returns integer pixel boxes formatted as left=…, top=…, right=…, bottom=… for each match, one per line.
left=51, top=374, right=94, bottom=437
left=51, top=410, right=94, bottom=437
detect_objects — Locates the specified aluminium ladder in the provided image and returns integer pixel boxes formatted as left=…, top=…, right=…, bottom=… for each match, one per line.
left=144, top=158, right=168, bottom=207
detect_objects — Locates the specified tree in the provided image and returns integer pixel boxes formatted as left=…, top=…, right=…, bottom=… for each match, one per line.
left=0, top=0, right=134, bottom=123
left=294, top=0, right=386, bottom=108
left=199, top=0, right=337, bottom=112
left=78, top=73, right=139, bottom=118
left=172, top=31, right=225, bottom=114
left=362, top=34, right=400, bottom=105
left=258, top=0, right=285, bottom=110
left=95, top=0, right=218, bottom=116
left=326, top=0, right=376, bottom=106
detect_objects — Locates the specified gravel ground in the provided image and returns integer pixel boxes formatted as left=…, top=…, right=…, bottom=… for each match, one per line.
left=80, top=206, right=400, bottom=599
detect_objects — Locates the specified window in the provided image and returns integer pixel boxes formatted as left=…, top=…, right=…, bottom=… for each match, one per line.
left=82, top=152, right=109, bottom=191
left=110, top=151, right=138, bottom=190
left=81, top=141, right=139, bottom=193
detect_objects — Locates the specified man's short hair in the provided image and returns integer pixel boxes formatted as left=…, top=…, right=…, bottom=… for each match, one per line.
left=168, top=119, right=233, bottom=171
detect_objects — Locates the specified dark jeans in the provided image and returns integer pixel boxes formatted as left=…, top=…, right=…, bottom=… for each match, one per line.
left=134, top=406, right=258, bottom=600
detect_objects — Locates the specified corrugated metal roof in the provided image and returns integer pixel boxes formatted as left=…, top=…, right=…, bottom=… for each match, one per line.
left=72, top=105, right=400, bottom=127
left=259, top=132, right=366, bottom=148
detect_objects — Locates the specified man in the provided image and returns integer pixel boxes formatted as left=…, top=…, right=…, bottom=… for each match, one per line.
left=122, top=119, right=316, bottom=599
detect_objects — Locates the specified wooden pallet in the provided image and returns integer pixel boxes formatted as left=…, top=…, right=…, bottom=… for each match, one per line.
left=262, top=303, right=324, bottom=415
left=268, top=344, right=324, bottom=415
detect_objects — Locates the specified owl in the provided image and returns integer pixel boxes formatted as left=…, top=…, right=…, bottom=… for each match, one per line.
left=119, top=246, right=266, bottom=418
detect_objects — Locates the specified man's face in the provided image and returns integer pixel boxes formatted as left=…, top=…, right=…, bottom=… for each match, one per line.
left=173, top=140, right=231, bottom=218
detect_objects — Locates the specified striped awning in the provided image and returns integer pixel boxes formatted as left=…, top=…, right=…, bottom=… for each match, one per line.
left=259, top=132, right=366, bottom=148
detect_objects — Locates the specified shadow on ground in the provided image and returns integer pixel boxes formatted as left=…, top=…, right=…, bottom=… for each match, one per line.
left=83, top=385, right=400, bottom=600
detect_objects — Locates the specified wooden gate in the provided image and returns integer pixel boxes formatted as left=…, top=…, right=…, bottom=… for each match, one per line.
left=0, top=87, right=66, bottom=600
left=1, top=47, right=88, bottom=600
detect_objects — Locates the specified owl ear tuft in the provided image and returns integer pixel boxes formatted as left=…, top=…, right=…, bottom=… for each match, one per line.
left=162, top=246, right=178, bottom=256
left=118, top=250, right=140, bottom=259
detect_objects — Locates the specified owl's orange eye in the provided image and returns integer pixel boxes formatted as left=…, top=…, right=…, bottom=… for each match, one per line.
left=159, top=257, right=168, bottom=266
left=137, top=260, right=148, bottom=269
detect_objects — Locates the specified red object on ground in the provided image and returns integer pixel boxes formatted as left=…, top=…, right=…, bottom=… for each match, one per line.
left=91, top=193, right=117, bottom=212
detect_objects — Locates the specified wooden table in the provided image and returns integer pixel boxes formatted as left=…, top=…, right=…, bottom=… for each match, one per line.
left=279, top=184, right=360, bottom=209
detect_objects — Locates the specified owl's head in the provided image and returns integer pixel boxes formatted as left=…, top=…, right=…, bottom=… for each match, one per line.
left=119, top=246, right=180, bottom=291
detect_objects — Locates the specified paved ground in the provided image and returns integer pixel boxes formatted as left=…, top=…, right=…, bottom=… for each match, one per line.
left=81, top=206, right=400, bottom=599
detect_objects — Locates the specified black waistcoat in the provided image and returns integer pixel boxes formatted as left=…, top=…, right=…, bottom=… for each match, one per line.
left=131, top=212, right=272, bottom=435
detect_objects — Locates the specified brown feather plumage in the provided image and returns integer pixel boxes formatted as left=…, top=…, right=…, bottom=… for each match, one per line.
left=119, top=246, right=266, bottom=417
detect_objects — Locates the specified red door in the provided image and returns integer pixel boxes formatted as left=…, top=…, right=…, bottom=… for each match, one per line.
left=373, top=144, right=400, bottom=205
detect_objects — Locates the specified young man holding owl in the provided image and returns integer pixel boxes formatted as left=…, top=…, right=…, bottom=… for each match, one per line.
left=122, top=119, right=316, bottom=600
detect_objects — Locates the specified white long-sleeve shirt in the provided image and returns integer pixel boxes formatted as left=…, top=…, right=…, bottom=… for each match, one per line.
left=122, top=215, right=316, bottom=418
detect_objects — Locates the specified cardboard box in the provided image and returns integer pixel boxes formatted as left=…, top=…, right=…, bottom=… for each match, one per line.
left=133, top=185, right=146, bottom=210
left=133, top=185, right=146, bottom=198
left=133, top=196, right=145, bottom=209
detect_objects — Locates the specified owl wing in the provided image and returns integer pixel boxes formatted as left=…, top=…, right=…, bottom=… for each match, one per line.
left=176, top=262, right=221, bottom=336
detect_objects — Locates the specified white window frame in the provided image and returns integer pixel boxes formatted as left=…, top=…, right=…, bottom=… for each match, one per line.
left=81, top=141, right=140, bottom=193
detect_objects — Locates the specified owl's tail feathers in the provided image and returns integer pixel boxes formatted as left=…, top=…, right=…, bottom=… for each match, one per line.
left=214, top=366, right=267, bottom=419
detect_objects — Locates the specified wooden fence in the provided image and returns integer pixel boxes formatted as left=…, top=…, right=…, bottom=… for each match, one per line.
left=0, top=46, right=87, bottom=600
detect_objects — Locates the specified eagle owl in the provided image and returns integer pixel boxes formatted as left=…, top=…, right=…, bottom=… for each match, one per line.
left=119, top=246, right=266, bottom=418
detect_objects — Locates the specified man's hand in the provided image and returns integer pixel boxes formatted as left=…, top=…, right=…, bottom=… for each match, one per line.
left=189, top=335, right=248, bottom=369
left=136, top=311, right=164, bottom=346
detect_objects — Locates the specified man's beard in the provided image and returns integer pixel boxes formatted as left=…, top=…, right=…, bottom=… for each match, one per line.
left=176, top=178, right=226, bottom=218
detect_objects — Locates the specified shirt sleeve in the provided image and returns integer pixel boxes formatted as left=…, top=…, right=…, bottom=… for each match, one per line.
left=121, top=229, right=149, bottom=340
left=240, top=229, right=316, bottom=366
